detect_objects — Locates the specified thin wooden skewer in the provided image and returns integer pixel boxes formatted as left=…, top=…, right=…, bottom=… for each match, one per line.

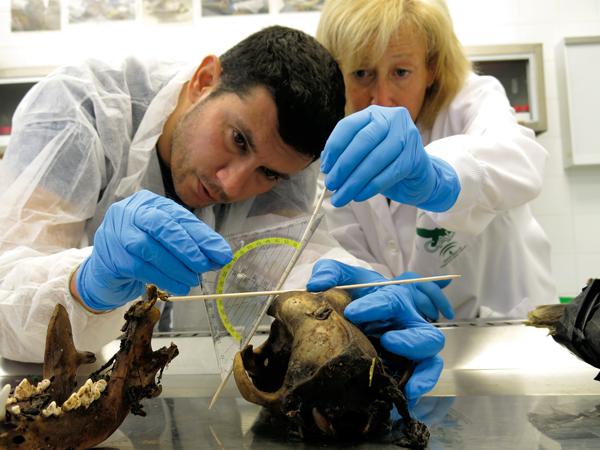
left=167, top=274, right=461, bottom=302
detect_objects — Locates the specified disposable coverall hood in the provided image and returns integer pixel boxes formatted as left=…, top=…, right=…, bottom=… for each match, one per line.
left=0, top=57, right=318, bottom=362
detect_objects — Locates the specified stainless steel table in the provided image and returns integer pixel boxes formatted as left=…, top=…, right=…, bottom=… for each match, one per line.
left=2, top=321, right=599, bottom=449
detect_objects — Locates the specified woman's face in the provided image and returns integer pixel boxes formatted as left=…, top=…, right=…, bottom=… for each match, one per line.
left=342, top=27, right=434, bottom=120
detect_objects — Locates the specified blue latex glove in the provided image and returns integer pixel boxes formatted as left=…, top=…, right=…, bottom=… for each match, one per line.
left=306, top=259, right=450, bottom=406
left=307, top=259, right=455, bottom=321
left=76, top=190, right=233, bottom=311
left=321, top=105, right=460, bottom=211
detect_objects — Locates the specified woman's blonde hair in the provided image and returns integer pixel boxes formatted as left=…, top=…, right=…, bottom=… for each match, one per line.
left=316, top=0, right=471, bottom=130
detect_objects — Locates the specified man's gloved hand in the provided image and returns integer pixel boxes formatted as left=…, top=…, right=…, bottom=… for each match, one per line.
left=307, top=259, right=455, bottom=321
left=76, top=190, right=232, bottom=311
left=307, top=259, right=452, bottom=406
left=321, top=105, right=460, bottom=211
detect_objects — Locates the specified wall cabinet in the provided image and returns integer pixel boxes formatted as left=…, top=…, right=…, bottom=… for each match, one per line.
left=465, top=43, right=547, bottom=135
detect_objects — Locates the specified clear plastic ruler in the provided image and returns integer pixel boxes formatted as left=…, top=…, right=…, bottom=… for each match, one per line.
left=202, top=213, right=323, bottom=381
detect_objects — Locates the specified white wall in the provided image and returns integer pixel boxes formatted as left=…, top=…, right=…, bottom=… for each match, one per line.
left=445, top=0, right=600, bottom=298
left=0, top=2, right=322, bottom=67
left=1, top=0, right=599, bottom=298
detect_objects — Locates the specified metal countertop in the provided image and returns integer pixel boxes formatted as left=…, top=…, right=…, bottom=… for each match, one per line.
left=2, top=322, right=599, bottom=449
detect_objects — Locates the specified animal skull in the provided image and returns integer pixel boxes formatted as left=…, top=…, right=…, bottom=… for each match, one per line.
left=233, top=289, right=429, bottom=448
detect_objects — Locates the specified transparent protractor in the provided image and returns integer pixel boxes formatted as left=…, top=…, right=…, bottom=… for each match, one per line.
left=215, top=237, right=300, bottom=341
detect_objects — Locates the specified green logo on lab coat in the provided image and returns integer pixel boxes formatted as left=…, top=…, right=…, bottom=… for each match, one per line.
left=416, top=227, right=452, bottom=250
left=416, top=227, right=465, bottom=268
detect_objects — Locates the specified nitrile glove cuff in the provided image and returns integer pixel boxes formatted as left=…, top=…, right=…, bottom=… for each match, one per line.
left=76, top=256, right=141, bottom=311
left=76, top=257, right=112, bottom=311
left=416, top=156, right=461, bottom=213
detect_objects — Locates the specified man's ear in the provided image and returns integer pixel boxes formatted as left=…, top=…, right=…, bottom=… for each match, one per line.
left=187, top=55, right=222, bottom=103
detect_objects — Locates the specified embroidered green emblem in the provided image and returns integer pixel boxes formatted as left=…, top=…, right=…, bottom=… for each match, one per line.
left=416, top=226, right=466, bottom=268
left=416, top=227, right=452, bottom=250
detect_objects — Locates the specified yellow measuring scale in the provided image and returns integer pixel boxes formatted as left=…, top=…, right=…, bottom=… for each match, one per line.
left=215, top=237, right=300, bottom=342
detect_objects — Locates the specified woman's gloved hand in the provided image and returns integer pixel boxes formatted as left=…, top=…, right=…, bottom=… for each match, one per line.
left=76, top=190, right=232, bottom=311
left=307, top=259, right=455, bottom=321
left=306, top=259, right=452, bottom=406
left=321, top=105, right=460, bottom=211
left=345, top=292, right=445, bottom=406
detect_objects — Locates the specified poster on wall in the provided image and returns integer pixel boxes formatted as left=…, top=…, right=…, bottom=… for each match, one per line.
left=278, top=0, right=324, bottom=12
left=11, top=0, right=61, bottom=31
left=201, top=0, right=268, bottom=16
left=143, top=0, right=193, bottom=23
left=69, top=0, right=136, bottom=24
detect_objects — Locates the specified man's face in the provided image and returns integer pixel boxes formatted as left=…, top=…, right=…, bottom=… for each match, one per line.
left=170, top=85, right=313, bottom=209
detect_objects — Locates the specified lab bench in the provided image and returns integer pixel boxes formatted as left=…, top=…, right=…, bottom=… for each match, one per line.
left=1, top=322, right=599, bottom=449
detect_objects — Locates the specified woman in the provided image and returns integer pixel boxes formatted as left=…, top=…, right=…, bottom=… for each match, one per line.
left=310, top=0, right=556, bottom=319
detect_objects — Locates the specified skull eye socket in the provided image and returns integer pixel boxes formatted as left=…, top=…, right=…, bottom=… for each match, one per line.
left=240, top=320, right=292, bottom=393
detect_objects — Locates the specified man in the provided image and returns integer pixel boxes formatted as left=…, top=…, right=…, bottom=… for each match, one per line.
left=0, top=26, right=445, bottom=407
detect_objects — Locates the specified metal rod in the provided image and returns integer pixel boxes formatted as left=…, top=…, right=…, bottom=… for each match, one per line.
left=168, top=274, right=461, bottom=302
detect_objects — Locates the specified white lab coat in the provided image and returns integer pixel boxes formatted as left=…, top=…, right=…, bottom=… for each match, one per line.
left=0, top=57, right=359, bottom=362
left=324, top=73, right=556, bottom=319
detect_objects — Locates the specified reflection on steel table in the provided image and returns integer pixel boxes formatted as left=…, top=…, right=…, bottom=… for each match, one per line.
left=88, top=378, right=600, bottom=449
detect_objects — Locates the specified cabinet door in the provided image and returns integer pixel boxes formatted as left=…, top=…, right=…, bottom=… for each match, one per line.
left=557, top=36, right=600, bottom=167
left=465, top=43, right=547, bottom=135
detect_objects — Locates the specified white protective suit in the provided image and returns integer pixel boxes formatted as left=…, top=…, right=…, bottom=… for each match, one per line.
left=0, top=57, right=357, bottom=362
left=323, top=73, right=557, bottom=319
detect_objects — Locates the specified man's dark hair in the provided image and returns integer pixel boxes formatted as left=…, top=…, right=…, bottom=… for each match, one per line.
left=217, top=25, right=345, bottom=160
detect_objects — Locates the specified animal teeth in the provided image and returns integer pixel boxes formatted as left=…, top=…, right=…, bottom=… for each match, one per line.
left=36, top=379, right=51, bottom=393
left=77, top=379, right=94, bottom=408
left=14, top=378, right=35, bottom=401
left=62, top=393, right=81, bottom=412
left=61, top=379, right=107, bottom=412
left=42, top=401, right=62, bottom=417
left=0, top=384, right=11, bottom=421
left=362, top=414, right=373, bottom=434
left=312, top=407, right=335, bottom=436
left=96, top=379, right=107, bottom=392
